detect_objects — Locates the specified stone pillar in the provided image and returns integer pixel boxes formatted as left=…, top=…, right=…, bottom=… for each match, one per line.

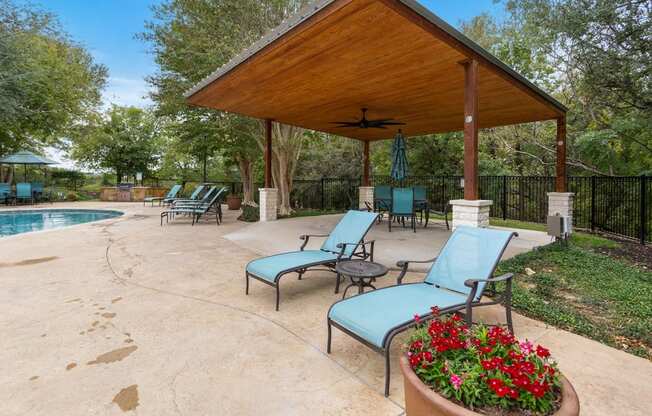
left=450, top=199, right=493, bottom=229
left=548, top=192, right=574, bottom=233
left=359, top=186, right=374, bottom=211
left=259, top=188, right=278, bottom=222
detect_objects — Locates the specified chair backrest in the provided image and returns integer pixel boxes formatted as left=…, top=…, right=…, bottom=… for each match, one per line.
left=0, top=183, right=10, bottom=196
left=198, top=186, right=217, bottom=203
left=321, top=210, right=379, bottom=256
left=167, top=184, right=182, bottom=198
left=189, top=185, right=205, bottom=200
left=425, top=226, right=516, bottom=299
left=31, top=182, right=44, bottom=193
left=200, top=187, right=227, bottom=211
left=375, top=185, right=391, bottom=200
left=413, top=186, right=426, bottom=201
left=391, top=187, right=414, bottom=215
left=16, top=183, right=31, bottom=198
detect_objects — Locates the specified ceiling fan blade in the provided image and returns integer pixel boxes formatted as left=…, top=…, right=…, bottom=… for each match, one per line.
left=378, top=121, right=406, bottom=126
left=370, top=125, right=388, bottom=129
left=330, top=122, right=359, bottom=126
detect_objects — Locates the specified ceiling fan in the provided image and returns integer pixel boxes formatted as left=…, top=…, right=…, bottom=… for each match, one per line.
left=331, top=108, right=405, bottom=129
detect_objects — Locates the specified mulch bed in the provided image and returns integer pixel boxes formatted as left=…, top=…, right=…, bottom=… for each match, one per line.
left=593, top=233, right=652, bottom=270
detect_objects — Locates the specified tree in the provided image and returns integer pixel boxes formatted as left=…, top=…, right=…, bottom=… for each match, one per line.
left=0, top=0, right=107, bottom=157
left=71, top=106, right=161, bottom=183
left=141, top=0, right=311, bottom=211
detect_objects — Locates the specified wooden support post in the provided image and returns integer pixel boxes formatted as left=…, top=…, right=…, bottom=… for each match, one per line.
left=264, top=119, right=273, bottom=188
left=556, top=115, right=567, bottom=193
left=463, top=59, right=479, bottom=200
left=363, top=140, right=370, bottom=186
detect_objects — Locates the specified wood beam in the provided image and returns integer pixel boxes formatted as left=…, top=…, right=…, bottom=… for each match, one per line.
left=556, top=115, right=567, bottom=192
left=362, top=140, right=370, bottom=186
left=264, top=119, right=273, bottom=188
left=463, top=59, right=479, bottom=200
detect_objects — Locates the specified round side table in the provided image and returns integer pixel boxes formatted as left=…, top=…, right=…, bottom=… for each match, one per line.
left=336, top=260, right=389, bottom=299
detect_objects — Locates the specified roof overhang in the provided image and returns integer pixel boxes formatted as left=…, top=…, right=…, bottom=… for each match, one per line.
left=186, top=0, right=566, bottom=141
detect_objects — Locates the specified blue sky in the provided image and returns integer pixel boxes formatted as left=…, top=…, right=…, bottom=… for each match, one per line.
left=34, top=0, right=503, bottom=108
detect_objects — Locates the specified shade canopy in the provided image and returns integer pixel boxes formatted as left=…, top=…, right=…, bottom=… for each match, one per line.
left=0, top=150, right=58, bottom=166
left=186, top=0, right=566, bottom=141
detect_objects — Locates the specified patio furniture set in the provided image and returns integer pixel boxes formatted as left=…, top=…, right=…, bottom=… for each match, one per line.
left=369, top=185, right=450, bottom=232
left=245, top=210, right=517, bottom=396
left=0, top=182, right=50, bottom=205
left=152, top=184, right=228, bottom=226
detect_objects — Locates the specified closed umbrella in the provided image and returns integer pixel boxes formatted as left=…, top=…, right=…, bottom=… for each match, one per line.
left=390, top=130, right=408, bottom=182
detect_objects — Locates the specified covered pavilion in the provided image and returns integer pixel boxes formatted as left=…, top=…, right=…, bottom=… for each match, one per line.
left=184, top=0, right=573, bottom=228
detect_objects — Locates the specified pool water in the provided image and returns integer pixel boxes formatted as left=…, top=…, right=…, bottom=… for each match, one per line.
left=0, top=209, right=123, bottom=237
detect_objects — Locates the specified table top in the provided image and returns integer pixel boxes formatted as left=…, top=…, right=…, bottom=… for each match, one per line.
left=336, top=260, right=389, bottom=279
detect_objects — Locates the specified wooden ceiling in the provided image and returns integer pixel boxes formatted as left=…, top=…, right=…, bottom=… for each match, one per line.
left=186, top=0, right=566, bottom=141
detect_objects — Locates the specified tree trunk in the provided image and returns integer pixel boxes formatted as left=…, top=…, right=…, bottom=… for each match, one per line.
left=237, top=157, right=255, bottom=204
left=116, top=170, right=122, bottom=185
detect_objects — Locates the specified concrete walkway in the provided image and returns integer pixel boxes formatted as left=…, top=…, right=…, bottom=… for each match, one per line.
left=1, top=202, right=650, bottom=415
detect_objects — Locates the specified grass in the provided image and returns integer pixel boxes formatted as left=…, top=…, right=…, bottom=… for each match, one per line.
left=279, top=208, right=344, bottom=219
left=495, top=237, right=652, bottom=360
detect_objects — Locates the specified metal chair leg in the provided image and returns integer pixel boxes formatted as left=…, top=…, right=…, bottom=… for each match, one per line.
left=327, top=321, right=332, bottom=353
left=384, top=348, right=391, bottom=397
left=245, top=272, right=250, bottom=295
left=275, top=285, right=280, bottom=311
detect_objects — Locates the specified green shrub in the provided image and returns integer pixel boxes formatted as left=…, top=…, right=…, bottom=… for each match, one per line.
left=65, top=192, right=79, bottom=201
left=238, top=202, right=259, bottom=222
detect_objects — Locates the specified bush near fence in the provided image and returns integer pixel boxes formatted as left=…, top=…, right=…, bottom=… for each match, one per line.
left=140, top=176, right=651, bottom=244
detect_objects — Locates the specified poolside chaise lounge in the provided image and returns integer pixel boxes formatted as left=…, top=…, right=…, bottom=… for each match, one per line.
left=327, top=226, right=517, bottom=396
left=168, top=184, right=206, bottom=205
left=144, top=184, right=182, bottom=206
left=160, top=187, right=226, bottom=226
left=245, top=210, right=379, bottom=311
left=0, top=183, right=11, bottom=204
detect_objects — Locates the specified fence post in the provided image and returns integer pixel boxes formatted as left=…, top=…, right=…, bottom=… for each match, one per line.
left=590, top=176, right=596, bottom=231
left=320, top=177, right=325, bottom=210
left=502, top=176, right=507, bottom=220
left=640, top=175, right=647, bottom=245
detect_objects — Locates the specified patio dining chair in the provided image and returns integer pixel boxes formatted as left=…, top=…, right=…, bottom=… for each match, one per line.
left=372, top=185, right=392, bottom=221
left=245, top=210, right=378, bottom=311
left=327, top=226, right=517, bottom=396
left=16, top=183, right=33, bottom=204
left=31, top=182, right=44, bottom=203
left=144, top=184, right=182, bottom=207
left=413, top=186, right=428, bottom=226
left=389, top=187, right=416, bottom=232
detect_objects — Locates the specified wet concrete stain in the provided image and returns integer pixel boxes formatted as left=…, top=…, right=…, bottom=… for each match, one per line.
left=124, top=338, right=134, bottom=344
left=92, top=321, right=99, bottom=327
left=112, top=385, right=139, bottom=412
left=0, top=256, right=59, bottom=268
left=66, top=363, right=77, bottom=371
left=102, top=313, right=116, bottom=319
left=87, top=346, right=137, bottom=365
left=29, top=376, right=38, bottom=381
left=65, top=298, right=82, bottom=304
left=111, top=297, right=123, bottom=304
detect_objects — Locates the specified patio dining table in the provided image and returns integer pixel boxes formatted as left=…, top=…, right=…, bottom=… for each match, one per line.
left=373, top=196, right=430, bottom=228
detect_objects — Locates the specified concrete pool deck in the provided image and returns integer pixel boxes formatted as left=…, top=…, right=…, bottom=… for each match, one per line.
left=1, top=202, right=651, bottom=415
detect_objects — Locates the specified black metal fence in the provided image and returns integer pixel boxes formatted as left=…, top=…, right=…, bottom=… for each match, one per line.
left=148, top=175, right=651, bottom=244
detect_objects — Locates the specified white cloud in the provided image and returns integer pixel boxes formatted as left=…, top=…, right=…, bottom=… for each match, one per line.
left=102, top=76, right=153, bottom=109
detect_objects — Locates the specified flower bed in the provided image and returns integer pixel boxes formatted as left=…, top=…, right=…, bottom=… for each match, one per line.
left=406, top=308, right=565, bottom=415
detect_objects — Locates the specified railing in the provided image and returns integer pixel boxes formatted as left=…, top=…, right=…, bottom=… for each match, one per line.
left=140, top=175, right=651, bottom=244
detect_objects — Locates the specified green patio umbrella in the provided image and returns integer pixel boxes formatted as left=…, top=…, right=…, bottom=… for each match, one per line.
left=0, top=150, right=58, bottom=182
left=390, top=130, right=408, bottom=182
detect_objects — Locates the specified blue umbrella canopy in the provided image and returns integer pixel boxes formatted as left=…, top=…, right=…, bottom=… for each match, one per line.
left=0, top=150, right=57, bottom=165
left=390, top=130, right=408, bottom=181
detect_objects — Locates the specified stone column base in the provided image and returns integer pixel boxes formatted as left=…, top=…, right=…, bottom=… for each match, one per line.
left=259, top=188, right=278, bottom=222
left=548, top=192, right=574, bottom=234
left=359, top=186, right=374, bottom=211
left=450, top=199, right=493, bottom=229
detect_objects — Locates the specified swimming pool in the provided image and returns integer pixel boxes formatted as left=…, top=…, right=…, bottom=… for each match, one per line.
left=0, top=209, right=123, bottom=237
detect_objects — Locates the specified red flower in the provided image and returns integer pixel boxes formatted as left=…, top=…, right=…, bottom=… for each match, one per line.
left=536, top=345, right=550, bottom=358
left=487, top=378, right=504, bottom=390
left=414, top=314, right=421, bottom=324
left=529, top=383, right=546, bottom=398
left=509, top=388, right=520, bottom=400
left=496, top=386, right=511, bottom=398
left=410, top=340, right=423, bottom=351
left=423, top=351, right=433, bottom=362
left=451, top=313, right=462, bottom=322
left=430, top=306, right=440, bottom=316
left=479, top=346, right=493, bottom=354
left=521, top=361, right=535, bottom=374
left=481, top=360, right=495, bottom=370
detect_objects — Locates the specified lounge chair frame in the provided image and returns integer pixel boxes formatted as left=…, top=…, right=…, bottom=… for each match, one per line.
left=245, top=221, right=377, bottom=311
left=326, top=230, right=517, bottom=397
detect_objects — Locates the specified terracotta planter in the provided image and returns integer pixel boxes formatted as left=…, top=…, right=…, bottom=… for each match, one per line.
left=400, top=356, right=580, bottom=416
left=226, top=195, right=242, bottom=210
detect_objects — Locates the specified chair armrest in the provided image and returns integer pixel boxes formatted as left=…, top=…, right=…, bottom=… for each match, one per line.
left=464, top=273, right=514, bottom=303
left=299, top=234, right=329, bottom=251
left=395, top=257, right=438, bottom=284
left=335, top=240, right=376, bottom=260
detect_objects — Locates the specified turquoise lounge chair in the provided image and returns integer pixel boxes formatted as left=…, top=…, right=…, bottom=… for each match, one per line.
left=0, top=183, right=10, bottom=204
left=16, top=183, right=33, bottom=204
left=327, top=226, right=517, bottom=396
left=160, top=187, right=226, bottom=226
left=246, top=210, right=379, bottom=311
left=144, top=184, right=182, bottom=206
left=169, top=184, right=205, bottom=205
left=170, top=186, right=217, bottom=209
